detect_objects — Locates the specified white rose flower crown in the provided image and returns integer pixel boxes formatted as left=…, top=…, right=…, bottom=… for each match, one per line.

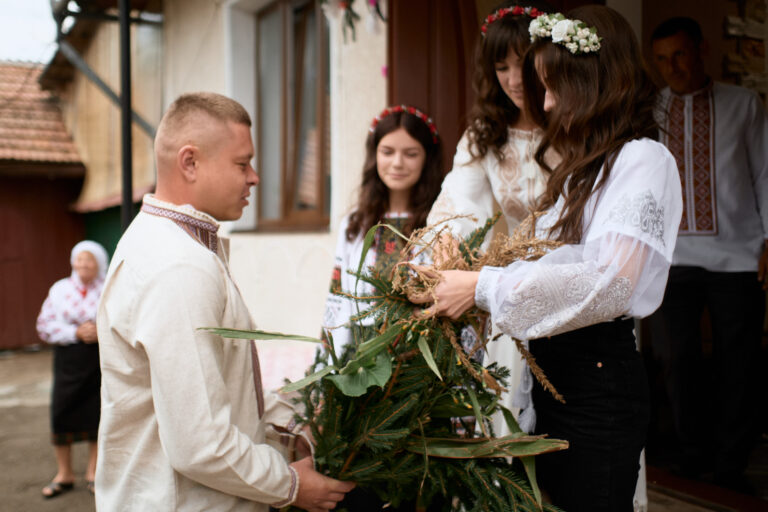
left=529, top=13, right=601, bottom=54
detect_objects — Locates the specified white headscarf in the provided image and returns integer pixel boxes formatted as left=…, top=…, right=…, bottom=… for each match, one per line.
left=70, top=240, right=109, bottom=280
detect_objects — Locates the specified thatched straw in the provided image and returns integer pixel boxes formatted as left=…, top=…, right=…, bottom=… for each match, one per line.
left=392, top=212, right=566, bottom=403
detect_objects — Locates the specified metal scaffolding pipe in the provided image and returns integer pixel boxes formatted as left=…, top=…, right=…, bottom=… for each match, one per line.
left=57, top=41, right=156, bottom=138
left=119, top=0, right=133, bottom=231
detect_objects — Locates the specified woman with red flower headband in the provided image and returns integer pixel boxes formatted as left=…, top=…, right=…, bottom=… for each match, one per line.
left=319, top=107, right=444, bottom=510
left=321, top=106, right=443, bottom=359
left=427, top=0, right=555, bottom=441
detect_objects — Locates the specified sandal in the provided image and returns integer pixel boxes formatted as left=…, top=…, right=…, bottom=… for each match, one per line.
left=41, top=481, right=74, bottom=499
left=86, top=480, right=95, bottom=494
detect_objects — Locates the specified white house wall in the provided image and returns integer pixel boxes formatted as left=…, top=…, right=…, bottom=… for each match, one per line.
left=162, top=0, right=387, bottom=342
left=163, top=0, right=227, bottom=108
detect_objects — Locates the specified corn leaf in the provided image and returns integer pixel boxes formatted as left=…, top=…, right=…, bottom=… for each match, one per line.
left=465, top=387, right=488, bottom=437
left=500, top=405, right=542, bottom=505
left=417, top=335, right=442, bottom=380
left=280, top=365, right=336, bottom=393
left=199, top=327, right=321, bottom=343
left=405, top=435, right=568, bottom=459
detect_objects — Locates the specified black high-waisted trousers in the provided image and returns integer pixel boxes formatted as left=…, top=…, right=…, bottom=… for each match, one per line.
left=530, top=318, right=649, bottom=512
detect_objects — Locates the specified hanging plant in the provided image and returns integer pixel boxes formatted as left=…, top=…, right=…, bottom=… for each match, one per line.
left=322, top=0, right=386, bottom=42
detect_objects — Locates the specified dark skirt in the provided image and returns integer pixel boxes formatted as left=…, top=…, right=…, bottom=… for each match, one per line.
left=530, top=318, right=649, bottom=512
left=51, top=342, right=101, bottom=445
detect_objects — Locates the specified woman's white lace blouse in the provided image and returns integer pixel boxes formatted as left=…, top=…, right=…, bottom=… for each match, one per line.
left=475, top=138, right=683, bottom=341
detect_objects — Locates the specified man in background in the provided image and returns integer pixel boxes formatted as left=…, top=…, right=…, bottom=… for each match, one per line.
left=649, top=16, right=768, bottom=494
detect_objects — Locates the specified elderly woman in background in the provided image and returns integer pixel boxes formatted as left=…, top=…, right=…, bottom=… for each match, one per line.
left=36, top=240, right=108, bottom=499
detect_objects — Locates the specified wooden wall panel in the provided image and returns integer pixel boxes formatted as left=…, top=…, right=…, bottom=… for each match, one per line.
left=388, top=0, right=478, bottom=174
left=0, top=176, right=84, bottom=350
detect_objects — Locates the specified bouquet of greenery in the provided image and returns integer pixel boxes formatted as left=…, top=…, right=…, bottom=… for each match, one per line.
left=208, top=214, right=567, bottom=511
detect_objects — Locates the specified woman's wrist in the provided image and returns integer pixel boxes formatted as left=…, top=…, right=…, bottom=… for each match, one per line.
left=474, top=267, right=501, bottom=312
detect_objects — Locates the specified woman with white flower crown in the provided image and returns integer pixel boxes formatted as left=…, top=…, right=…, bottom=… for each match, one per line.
left=413, top=5, right=683, bottom=511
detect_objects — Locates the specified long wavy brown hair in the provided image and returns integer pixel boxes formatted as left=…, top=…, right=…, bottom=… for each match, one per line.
left=346, top=110, right=443, bottom=241
left=466, top=0, right=552, bottom=162
left=522, top=5, right=659, bottom=243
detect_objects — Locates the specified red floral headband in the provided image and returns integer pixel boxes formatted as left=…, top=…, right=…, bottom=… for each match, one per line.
left=481, top=5, right=543, bottom=37
left=369, top=105, right=439, bottom=143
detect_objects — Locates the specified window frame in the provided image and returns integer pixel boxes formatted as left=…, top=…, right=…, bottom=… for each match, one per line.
left=255, top=0, right=330, bottom=232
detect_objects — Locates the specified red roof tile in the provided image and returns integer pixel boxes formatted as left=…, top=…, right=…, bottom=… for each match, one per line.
left=0, top=62, right=81, bottom=164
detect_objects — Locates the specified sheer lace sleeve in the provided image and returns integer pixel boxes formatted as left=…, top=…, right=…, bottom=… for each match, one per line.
left=321, top=216, right=356, bottom=354
left=427, top=132, right=494, bottom=238
left=475, top=139, right=683, bottom=340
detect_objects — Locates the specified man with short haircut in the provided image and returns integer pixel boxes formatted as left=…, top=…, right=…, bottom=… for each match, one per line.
left=96, top=92, right=354, bottom=511
left=649, top=17, right=768, bottom=493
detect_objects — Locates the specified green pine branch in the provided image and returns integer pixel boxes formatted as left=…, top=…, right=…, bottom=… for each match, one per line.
left=216, top=214, right=569, bottom=511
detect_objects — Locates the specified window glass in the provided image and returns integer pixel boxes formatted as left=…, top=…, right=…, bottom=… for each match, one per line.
left=257, top=7, right=282, bottom=221
left=292, top=3, right=319, bottom=211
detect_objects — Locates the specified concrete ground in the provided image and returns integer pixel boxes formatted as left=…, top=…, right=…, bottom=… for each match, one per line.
left=0, top=349, right=95, bottom=512
left=0, top=347, right=765, bottom=512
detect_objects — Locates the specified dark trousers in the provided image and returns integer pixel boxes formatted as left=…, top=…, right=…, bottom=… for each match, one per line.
left=647, top=266, right=765, bottom=477
left=531, top=318, right=649, bottom=512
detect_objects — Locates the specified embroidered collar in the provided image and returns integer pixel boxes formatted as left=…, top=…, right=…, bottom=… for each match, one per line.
left=509, top=126, right=543, bottom=139
left=383, top=211, right=412, bottom=219
left=141, top=194, right=220, bottom=254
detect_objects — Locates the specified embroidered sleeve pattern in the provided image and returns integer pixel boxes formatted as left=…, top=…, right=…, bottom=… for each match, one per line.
left=587, top=139, right=682, bottom=260
left=321, top=265, right=344, bottom=334
left=604, top=189, right=665, bottom=245
left=426, top=134, right=494, bottom=240
left=427, top=193, right=459, bottom=228
left=321, top=217, right=358, bottom=353
left=491, top=262, right=633, bottom=340
left=321, top=264, right=352, bottom=349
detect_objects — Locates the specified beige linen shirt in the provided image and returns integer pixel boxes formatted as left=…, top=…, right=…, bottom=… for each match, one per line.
left=96, top=195, right=300, bottom=511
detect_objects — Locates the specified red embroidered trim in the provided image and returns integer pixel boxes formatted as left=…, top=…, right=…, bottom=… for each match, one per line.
left=665, top=90, right=717, bottom=235
left=667, top=96, right=688, bottom=231
left=690, top=91, right=716, bottom=233
left=271, top=467, right=298, bottom=508
left=250, top=340, right=266, bottom=418
left=141, top=203, right=219, bottom=253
